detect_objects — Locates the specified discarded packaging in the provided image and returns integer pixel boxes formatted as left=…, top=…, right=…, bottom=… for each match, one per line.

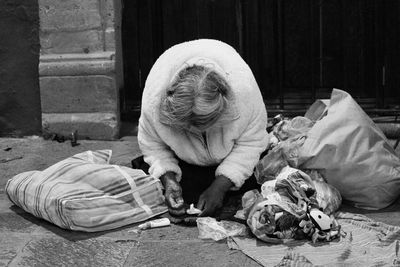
left=186, top=203, right=201, bottom=215
left=298, top=89, right=400, bottom=210
left=196, top=217, right=247, bottom=241
left=237, top=164, right=342, bottom=243
left=138, top=218, right=171, bottom=230
left=71, top=130, right=80, bottom=147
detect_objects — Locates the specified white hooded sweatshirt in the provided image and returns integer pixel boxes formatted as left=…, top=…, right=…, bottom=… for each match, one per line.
left=138, top=39, right=269, bottom=189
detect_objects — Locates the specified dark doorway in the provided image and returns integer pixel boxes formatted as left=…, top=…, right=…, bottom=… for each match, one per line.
left=121, top=0, right=400, bottom=120
left=0, top=0, right=41, bottom=136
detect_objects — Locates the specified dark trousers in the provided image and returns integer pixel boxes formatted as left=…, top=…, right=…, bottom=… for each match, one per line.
left=131, top=156, right=259, bottom=204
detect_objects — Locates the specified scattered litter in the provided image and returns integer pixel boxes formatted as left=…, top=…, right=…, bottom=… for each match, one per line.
left=26, top=135, right=40, bottom=140
left=127, top=229, right=140, bottom=234
left=0, top=155, right=23, bottom=163
left=71, top=130, right=80, bottom=147
left=45, top=131, right=80, bottom=146
left=238, top=164, right=343, bottom=243
left=186, top=203, right=201, bottom=215
left=51, top=134, right=66, bottom=143
left=138, top=218, right=170, bottom=230
left=197, top=217, right=247, bottom=241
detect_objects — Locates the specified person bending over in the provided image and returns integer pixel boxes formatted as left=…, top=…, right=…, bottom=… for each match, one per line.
left=138, top=39, right=269, bottom=217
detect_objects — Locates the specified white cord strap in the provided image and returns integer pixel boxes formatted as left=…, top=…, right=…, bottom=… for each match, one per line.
left=112, top=165, right=153, bottom=216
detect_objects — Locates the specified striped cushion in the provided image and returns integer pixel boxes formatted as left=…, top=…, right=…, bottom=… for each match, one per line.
left=5, top=150, right=167, bottom=232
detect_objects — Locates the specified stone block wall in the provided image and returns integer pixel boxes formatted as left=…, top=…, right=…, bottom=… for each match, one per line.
left=38, top=0, right=121, bottom=140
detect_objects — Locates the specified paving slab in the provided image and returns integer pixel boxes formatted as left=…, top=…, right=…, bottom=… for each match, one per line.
left=0, top=193, right=14, bottom=211
left=0, top=234, right=31, bottom=267
left=10, top=236, right=134, bottom=267
left=138, top=224, right=200, bottom=241
left=0, top=210, right=38, bottom=234
left=124, top=240, right=260, bottom=267
left=0, top=137, right=139, bottom=184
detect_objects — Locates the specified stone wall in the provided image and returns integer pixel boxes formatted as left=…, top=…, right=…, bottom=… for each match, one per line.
left=38, top=0, right=122, bottom=140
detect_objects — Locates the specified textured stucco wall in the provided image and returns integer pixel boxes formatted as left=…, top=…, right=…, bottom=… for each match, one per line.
left=0, top=0, right=41, bottom=136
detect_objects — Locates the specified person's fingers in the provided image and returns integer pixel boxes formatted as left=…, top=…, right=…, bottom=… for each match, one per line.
left=199, top=201, right=213, bottom=217
left=196, top=197, right=206, bottom=214
left=165, top=188, right=186, bottom=216
left=174, top=195, right=184, bottom=206
left=199, top=199, right=224, bottom=217
left=171, top=197, right=184, bottom=209
left=168, top=193, right=184, bottom=209
left=171, top=189, right=184, bottom=207
left=199, top=207, right=210, bottom=217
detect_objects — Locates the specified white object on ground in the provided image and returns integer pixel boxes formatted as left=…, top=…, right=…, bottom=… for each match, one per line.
left=196, top=217, right=247, bottom=241
left=186, top=203, right=202, bottom=215
left=138, top=218, right=170, bottom=230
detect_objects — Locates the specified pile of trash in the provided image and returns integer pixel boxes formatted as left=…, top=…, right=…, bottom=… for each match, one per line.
left=232, top=88, right=400, bottom=243
left=235, top=114, right=343, bottom=243
left=196, top=89, right=400, bottom=244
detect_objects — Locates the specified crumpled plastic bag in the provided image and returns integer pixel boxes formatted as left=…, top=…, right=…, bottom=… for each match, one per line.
left=312, top=179, right=342, bottom=215
left=234, top=189, right=263, bottom=220
left=196, top=217, right=247, bottom=241
left=255, top=135, right=307, bottom=184
left=258, top=89, right=396, bottom=210
left=299, top=89, right=400, bottom=210
left=273, top=116, right=314, bottom=142
left=237, top=166, right=342, bottom=243
left=256, top=158, right=342, bottom=216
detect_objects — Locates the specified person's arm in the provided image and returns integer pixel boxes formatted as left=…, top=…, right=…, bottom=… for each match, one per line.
left=215, top=91, right=269, bottom=190
left=138, top=110, right=185, bottom=215
left=160, top=171, right=185, bottom=216
left=197, top=174, right=233, bottom=216
left=197, top=95, right=268, bottom=217
left=197, top=115, right=268, bottom=217
left=138, top=110, right=182, bottom=180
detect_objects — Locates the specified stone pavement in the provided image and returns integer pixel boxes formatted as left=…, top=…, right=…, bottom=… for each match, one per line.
left=0, top=137, right=260, bottom=267
left=1, top=136, right=400, bottom=267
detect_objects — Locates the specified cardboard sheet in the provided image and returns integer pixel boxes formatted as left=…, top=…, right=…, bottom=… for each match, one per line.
left=232, top=212, right=400, bottom=267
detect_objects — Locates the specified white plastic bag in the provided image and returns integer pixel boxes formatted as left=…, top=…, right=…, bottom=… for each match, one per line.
left=196, top=217, right=247, bottom=241
left=299, top=89, right=400, bottom=210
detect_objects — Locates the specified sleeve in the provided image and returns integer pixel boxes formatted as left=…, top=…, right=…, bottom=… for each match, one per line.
left=215, top=90, right=269, bottom=189
left=137, top=109, right=182, bottom=181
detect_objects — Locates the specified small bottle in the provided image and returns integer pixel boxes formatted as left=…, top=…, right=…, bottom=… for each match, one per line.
left=138, top=218, right=170, bottom=230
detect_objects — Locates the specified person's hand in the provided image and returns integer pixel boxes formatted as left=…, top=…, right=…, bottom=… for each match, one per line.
left=197, top=175, right=233, bottom=217
left=160, top=172, right=186, bottom=216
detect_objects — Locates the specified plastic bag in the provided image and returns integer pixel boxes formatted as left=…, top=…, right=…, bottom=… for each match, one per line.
left=263, top=167, right=341, bottom=215
left=239, top=165, right=342, bottom=243
left=299, top=89, right=400, bottom=209
left=273, top=116, right=314, bottom=141
left=254, top=145, right=288, bottom=184
left=254, top=135, right=307, bottom=184
left=196, top=217, right=247, bottom=241
left=313, top=180, right=342, bottom=215
left=234, top=189, right=262, bottom=220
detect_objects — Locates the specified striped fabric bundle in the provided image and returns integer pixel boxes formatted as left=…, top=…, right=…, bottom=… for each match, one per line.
left=5, top=150, right=167, bottom=232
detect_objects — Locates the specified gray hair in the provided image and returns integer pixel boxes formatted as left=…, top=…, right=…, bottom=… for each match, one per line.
left=159, top=65, right=231, bottom=131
